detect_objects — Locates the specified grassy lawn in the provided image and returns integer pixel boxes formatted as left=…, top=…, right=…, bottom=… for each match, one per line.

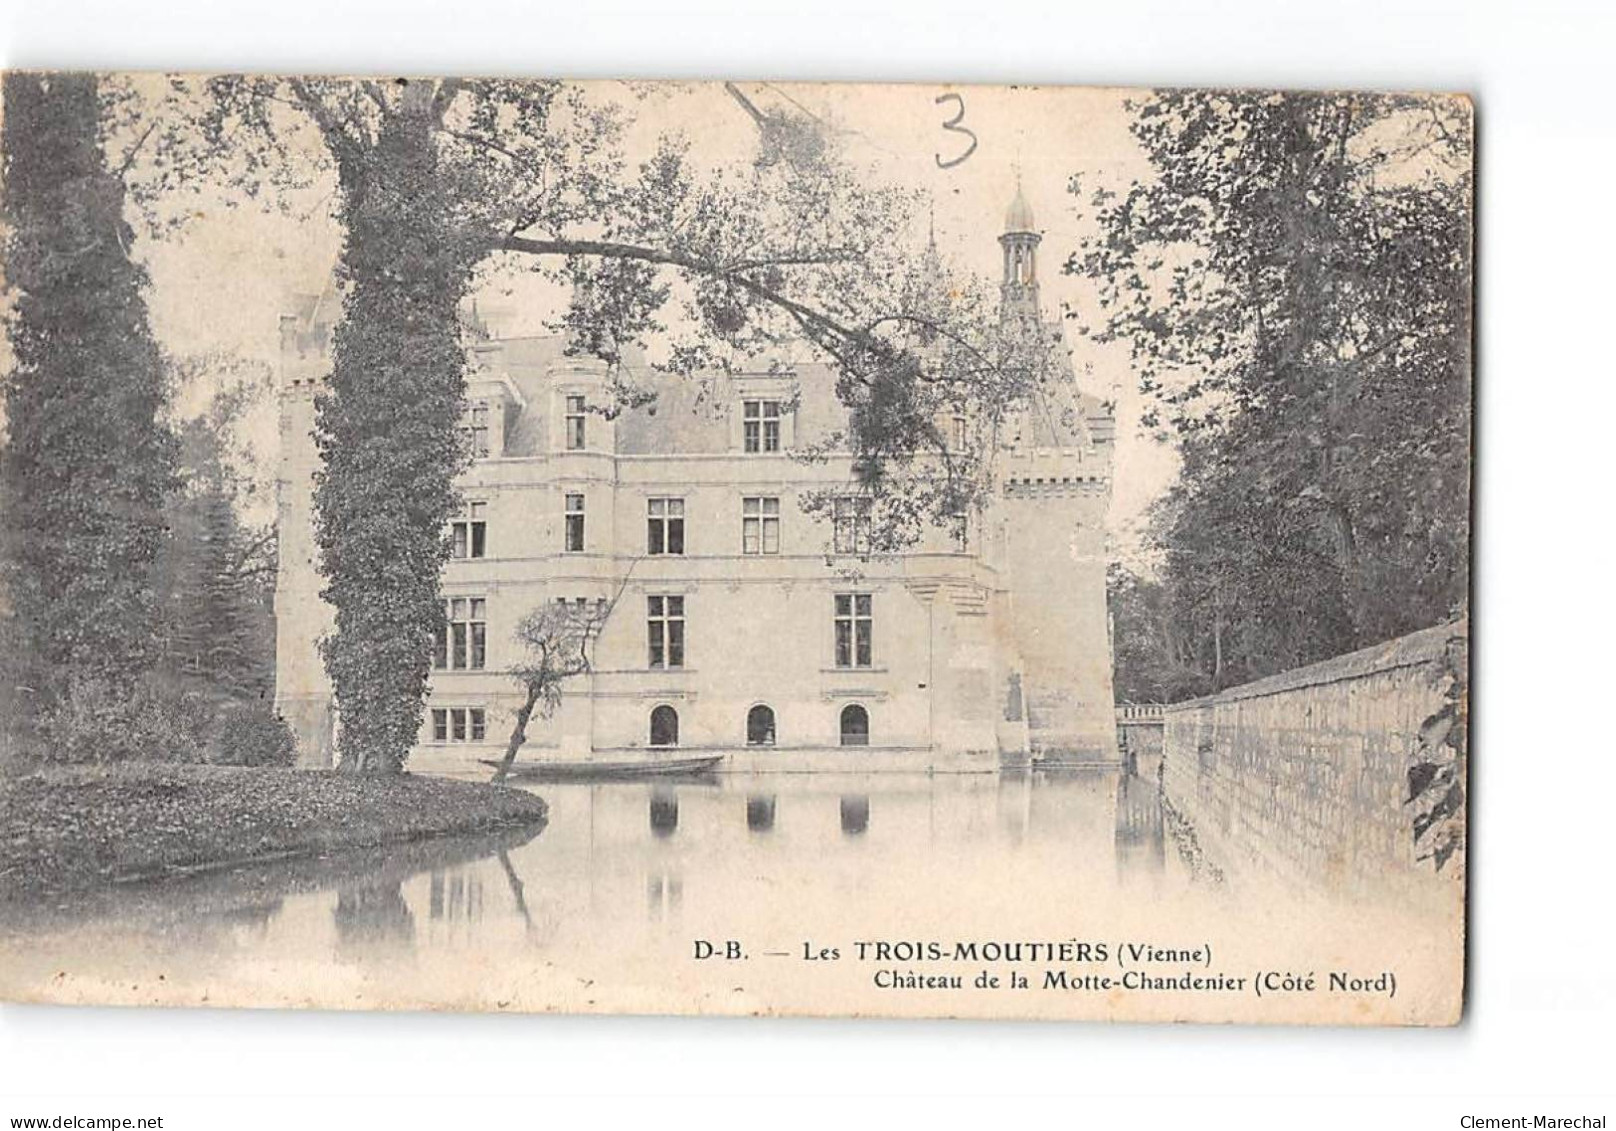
left=0, top=762, right=548, bottom=902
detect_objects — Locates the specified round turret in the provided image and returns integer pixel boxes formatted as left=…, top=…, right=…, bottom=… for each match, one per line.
left=999, top=182, right=1042, bottom=320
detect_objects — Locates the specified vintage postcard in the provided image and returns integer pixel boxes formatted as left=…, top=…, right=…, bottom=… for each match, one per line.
left=0, top=73, right=1471, bottom=1023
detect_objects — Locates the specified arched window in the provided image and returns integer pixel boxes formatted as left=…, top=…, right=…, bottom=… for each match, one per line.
left=746, top=794, right=776, bottom=833
left=649, top=789, right=679, bottom=837
left=840, top=794, right=870, bottom=836
left=839, top=703, right=869, bottom=747
left=650, top=705, right=679, bottom=747
left=746, top=703, right=776, bottom=746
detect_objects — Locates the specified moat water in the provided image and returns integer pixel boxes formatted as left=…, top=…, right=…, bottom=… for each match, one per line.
left=0, top=771, right=1187, bottom=1006
left=0, top=768, right=1454, bottom=1021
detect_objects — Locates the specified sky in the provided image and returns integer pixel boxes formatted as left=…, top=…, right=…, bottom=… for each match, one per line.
left=124, top=78, right=1180, bottom=553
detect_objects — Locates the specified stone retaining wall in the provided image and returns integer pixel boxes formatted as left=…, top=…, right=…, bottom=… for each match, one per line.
left=1161, top=619, right=1467, bottom=902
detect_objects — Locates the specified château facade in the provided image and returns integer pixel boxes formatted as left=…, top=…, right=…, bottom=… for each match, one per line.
left=274, top=190, right=1118, bottom=773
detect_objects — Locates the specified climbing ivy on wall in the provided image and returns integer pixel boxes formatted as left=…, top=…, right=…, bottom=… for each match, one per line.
left=1408, top=633, right=1467, bottom=874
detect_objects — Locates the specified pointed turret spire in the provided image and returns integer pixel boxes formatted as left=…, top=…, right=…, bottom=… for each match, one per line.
left=1004, top=178, right=1036, bottom=235
left=920, top=202, right=944, bottom=286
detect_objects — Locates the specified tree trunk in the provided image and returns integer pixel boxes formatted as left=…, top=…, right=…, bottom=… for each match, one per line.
left=314, top=84, right=482, bottom=774
left=495, top=849, right=534, bottom=932
left=491, top=684, right=543, bottom=784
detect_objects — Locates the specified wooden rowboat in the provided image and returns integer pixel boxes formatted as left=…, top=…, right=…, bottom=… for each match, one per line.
left=479, top=754, right=724, bottom=783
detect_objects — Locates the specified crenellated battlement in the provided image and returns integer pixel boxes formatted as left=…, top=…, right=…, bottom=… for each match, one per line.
left=1001, top=475, right=1109, bottom=499
left=282, top=375, right=328, bottom=396
left=998, top=448, right=1110, bottom=498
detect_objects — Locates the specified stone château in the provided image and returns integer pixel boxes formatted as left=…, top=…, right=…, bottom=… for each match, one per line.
left=273, top=187, right=1118, bottom=773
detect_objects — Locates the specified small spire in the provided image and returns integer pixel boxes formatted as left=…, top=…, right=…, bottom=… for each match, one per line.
left=919, top=201, right=944, bottom=286
left=1004, top=175, right=1036, bottom=235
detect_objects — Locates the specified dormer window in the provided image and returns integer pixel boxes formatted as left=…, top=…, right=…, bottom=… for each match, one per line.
left=565, top=394, right=587, bottom=450
left=743, top=399, right=781, bottom=453
left=462, top=400, right=490, bottom=459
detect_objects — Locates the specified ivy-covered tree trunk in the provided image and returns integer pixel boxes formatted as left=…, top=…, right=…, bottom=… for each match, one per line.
left=0, top=72, right=179, bottom=731
left=313, top=84, right=480, bottom=773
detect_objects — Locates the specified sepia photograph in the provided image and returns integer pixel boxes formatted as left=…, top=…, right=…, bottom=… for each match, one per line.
left=5, top=1, right=1616, bottom=1128
left=0, top=69, right=1475, bottom=1025
left=0, top=66, right=1480, bottom=1027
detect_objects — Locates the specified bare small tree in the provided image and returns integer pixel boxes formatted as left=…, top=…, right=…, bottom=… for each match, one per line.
left=488, top=602, right=599, bottom=785
left=489, top=566, right=635, bottom=785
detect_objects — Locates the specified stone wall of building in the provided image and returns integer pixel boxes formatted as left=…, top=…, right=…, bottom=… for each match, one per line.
left=274, top=377, right=336, bottom=769
left=1000, top=450, right=1117, bottom=763
left=1160, top=619, right=1467, bottom=903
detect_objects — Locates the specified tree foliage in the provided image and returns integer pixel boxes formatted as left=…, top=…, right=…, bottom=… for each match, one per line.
left=1, top=72, right=180, bottom=739
left=1106, top=563, right=1212, bottom=704
left=156, top=353, right=277, bottom=701
left=210, top=699, right=297, bottom=768
left=1075, top=91, right=1472, bottom=691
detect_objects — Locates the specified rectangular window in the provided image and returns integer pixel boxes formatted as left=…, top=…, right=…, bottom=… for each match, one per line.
left=565, top=493, right=585, bottom=553
left=742, top=496, right=780, bottom=555
left=832, top=496, right=873, bottom=555
left=949, top=510, right=968, bottom=553
left=434, top=597, right=487, bottom=671
left=834, top=593, right=873, bottom=668
left=565, top=394, right=586, bottom=450
left=743, top=399, right=782, bottom=453
left=430, top=707, right=486, bottom=744
left=951, top=414, right=967, bottom=452
left=647, top=497, right=685, bottom=555
left=462, top=401, right=490, bottom=459
left=647, top=594, right=685, bottom=669
left=553, top=595, right=606, bottom=623
left=449, top=500, right=488, bottom=560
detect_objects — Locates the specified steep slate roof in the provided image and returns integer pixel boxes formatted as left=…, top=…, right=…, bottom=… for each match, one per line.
left=476, top=331, right=1109, bottom=458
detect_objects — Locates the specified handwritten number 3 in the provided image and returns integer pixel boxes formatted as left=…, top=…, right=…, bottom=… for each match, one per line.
left=934, top=93, right=977, bottom=169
